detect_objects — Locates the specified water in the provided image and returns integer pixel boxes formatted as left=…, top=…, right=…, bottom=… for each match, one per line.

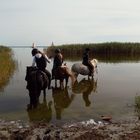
left=0, top=47, right=140, bottom=123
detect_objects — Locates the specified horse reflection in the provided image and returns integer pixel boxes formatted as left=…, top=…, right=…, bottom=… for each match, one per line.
left=52, top=86, right=75, bottom=120
left=71, top=59, right=98, bottom=79
left=72, top=78, right=97, bottom=107
left=27, top=98, right=52, bottom=122
left=25, top=66, right=49, bottom=108
left=53, top=65, right=75, bottom=89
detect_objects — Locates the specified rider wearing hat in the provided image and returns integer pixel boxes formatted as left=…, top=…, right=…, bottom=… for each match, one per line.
left=31, top=48, right=52, bottom=89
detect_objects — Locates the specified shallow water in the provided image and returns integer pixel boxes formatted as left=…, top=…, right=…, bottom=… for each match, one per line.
left=0, top=47, right=140, bottom=124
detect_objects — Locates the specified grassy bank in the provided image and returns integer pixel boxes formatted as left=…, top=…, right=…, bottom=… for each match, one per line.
left=45, top=42, right=140, bottom=62
left=0, top=46, right=16, bottom=91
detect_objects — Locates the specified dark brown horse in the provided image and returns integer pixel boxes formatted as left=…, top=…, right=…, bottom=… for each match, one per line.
left=53, top=65, right=75, bottom=88
left=25, top=66, right=49, bottom=109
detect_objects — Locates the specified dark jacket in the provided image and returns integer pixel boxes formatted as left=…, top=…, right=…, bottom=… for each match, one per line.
left=82, top=52, right=89, bottom=66
left=35, top=55, right=47, bottom=71
left=53, top=53, right=63, bottom=69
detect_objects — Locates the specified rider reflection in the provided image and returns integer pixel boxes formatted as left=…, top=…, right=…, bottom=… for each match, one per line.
left=52, top=87, right=75, bottom=120
left=72, top=78, right=97, bottom=107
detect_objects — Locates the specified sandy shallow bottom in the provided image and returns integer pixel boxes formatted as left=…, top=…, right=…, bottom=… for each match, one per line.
left=0, top=118, right=140, bottom=140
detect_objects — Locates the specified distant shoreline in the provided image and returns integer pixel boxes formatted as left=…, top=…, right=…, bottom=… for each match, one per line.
left=7, top=46, right=48, bottom=48
left=5, top=41, right=140, bottom=48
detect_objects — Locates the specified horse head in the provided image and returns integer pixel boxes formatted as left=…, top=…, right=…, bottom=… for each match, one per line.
left=25, top=66, right=38, bottom=81
left=90, top=59, right=98, bottom=73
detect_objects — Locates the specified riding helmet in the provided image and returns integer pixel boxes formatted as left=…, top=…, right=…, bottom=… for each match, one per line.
left=55, top=48, right=61, bottom=53
left=85, top=48, right=90, bottom=52
left=31, top=48, right=39, bottom=56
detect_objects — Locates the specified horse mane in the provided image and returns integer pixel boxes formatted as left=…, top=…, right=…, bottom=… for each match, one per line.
left=90, top=59, right=98, bottom=67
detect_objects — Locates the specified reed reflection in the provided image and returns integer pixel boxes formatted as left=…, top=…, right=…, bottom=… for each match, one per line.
left=72, top=78, right=97, bottom=107
left=52, top=87, right=75, bottom=120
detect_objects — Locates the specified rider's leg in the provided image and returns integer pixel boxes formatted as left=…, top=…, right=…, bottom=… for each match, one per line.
left=51, top=69, right=55, bottom=80
left=44, top=69, right=52, bottom=89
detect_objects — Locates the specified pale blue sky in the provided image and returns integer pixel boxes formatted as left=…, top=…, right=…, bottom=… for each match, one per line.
left=1, top=0, right=140, bottom=46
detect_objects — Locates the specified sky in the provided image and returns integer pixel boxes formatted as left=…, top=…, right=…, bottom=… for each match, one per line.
left=1, top=0, right=140, bottom=46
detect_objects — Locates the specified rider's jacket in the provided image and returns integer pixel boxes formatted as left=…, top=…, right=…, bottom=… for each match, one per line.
left=53, top=53, right=63, bottom=69
left=35, top=55, right=46, bottom=70
left=82, top=52, right=89, bottom=66
left=32, top=53, right=50, bottom=71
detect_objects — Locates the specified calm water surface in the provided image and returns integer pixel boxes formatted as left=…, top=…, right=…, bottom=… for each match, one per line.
left=0, top=47, right=140, bottom=123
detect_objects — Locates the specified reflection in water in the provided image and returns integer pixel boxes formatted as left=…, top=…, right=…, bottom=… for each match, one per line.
left=27, top=98, right=52, bottom=122
left=1, top=48, right=140, bottom=123
left=52, top=87, right=75, bottom=120
left=72, top=78, right=97, bottom=107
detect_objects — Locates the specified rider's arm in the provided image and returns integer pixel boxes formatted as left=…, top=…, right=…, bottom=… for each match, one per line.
left=38, top=50, right=51, bottom=63
left=44, top=55, right=51, bottom=63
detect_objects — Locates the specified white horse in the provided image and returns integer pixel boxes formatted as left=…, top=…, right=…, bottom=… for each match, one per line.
left=71, top=59, right=98, bottom=78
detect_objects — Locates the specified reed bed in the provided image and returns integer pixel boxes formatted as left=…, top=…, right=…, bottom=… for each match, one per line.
left=45, top=42, right=140, bottom=62
left=0, top=46, right=16, bottom=91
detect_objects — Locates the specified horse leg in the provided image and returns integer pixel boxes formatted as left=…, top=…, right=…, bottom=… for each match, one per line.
left=65, top=77, right=69, bottom=87
left=28, top=91, right=33, bottom=110
left=43, top=89, right=46, bottom=101
left=33, top=90, right=41, bottom=108
left=60, top=80, right=64, bottom=89
left=75, top=73, right=78, bottom=79
left=55, top=79, right=57, bottom=88
left=95, top=67, right=98, bottom=74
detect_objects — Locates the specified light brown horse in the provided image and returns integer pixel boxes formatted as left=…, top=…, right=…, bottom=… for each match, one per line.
left=53, top=65, right=75, bottom=89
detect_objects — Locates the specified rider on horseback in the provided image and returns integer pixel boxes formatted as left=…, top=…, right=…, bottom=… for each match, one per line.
left=82, top=48, right=94, bottom=76
left=52, top=48, right=63, bottom=79
left=31, top=48, right=52, bottom=89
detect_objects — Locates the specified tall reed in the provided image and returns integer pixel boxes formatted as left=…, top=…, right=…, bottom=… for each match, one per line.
left=45, top=42, right=140, bottom=62
left=0, top=46, right=16, bottom=91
